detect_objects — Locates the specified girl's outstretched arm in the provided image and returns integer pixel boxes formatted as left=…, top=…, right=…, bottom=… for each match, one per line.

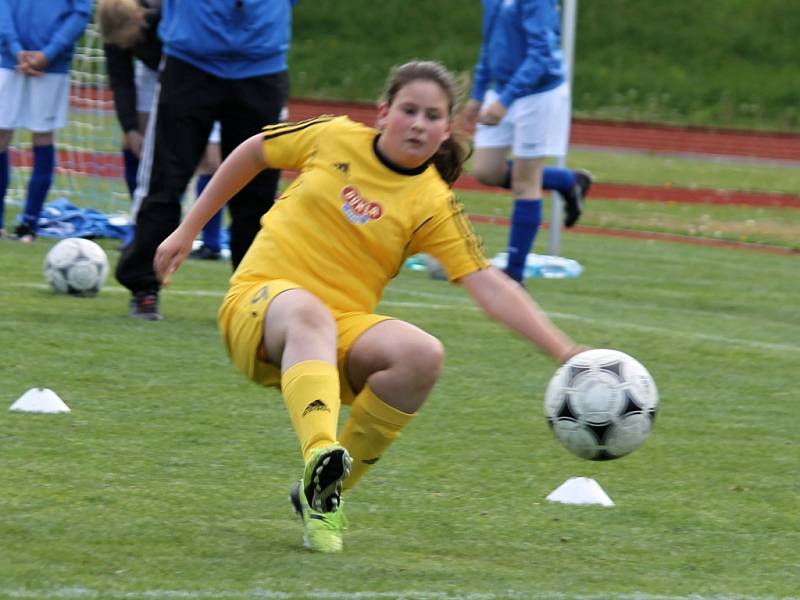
left=154, top=133, right=268, bottom=285
left=460, top=267, right=584, bottom=363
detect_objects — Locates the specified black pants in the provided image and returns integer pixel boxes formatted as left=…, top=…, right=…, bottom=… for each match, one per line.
left=115, top=56, right=288, bottom=294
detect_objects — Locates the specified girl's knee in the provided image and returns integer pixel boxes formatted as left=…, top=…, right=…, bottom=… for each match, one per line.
left=472, top=163, right=504, bottom=187
left=404, top=334, right=445, bottom=384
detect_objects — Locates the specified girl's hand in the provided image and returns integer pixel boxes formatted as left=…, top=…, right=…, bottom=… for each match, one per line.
left=154, top=229, right=194, bottom=287
left=478, top=100, right=507, bottom=126
left=457, top=99, right=482, bottom=133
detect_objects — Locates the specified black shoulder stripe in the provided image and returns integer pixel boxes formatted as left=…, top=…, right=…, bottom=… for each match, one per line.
left=261, top=115, right=336, bottom=140
left=447, top=193, right=486, bottom=265
left=411, top=216, right=434, bottom=236
left=261, top=114, right=334, bottom=132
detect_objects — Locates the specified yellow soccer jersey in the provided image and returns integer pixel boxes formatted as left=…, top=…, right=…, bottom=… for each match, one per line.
left=232, top=115, right=490, bottom=314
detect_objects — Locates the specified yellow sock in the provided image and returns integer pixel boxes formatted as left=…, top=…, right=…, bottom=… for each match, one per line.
left=281, top=360, right=341, bottom=462
left=339, top=384, right=414, bottom=491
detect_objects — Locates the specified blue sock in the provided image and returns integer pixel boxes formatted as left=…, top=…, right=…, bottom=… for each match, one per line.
left=505, top=198, right=542, bottom=282
left=22, top=145, right=55, bottom=229
left=202, top=210, right=223, bottom=252
left=0, top=151, right=8, bottom=229
left=196, top=174, right=222, bottom=252
left=501, top=160, right=577, bottom=194
left=123, top=148, right=139, bottom=198
left=542, top=167, right=576, bottom=194
left=195, top=173, right=212, bottom=197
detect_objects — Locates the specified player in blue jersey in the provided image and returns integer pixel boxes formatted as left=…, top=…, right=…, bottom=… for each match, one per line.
left=115, top=0, right=297, bottom=320
left=0, top=0, right=92, bottom=241
left=462, top=0, right=592, bottom=283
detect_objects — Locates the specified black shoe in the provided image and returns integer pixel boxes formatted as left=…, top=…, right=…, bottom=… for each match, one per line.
left=561, top=169, right=593, bottom=228
left=10, top=223, right=36, bottom=243
left=189, top=245, right=222, bottom=261
left=129, top=291, right=162, bottom=321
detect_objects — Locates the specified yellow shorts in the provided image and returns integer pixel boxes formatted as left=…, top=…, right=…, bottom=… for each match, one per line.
left=218, top=279, right=392, bottom=405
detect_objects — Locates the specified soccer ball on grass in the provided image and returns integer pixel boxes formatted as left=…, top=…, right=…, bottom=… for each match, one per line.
left=43, top=238, right=109, bottom=296
left=544, top=349, right=658, bottom=460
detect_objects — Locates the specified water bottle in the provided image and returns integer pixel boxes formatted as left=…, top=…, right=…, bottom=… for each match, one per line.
left=489, top=252, right=583, bottom=279
left=404, top=253, right=430, bottom=271
left=404, top=253, right=448, bottom=280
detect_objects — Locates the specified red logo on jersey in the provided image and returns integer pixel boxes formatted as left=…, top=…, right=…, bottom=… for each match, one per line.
left=341, top=185, right=383, bottom=224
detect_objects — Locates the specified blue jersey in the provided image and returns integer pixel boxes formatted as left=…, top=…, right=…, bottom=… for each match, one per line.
left=158, top=0, right=297, bottom=79
left=470, top=0, right=565, bottom=108
left=0, top=0, right=91, bottom=74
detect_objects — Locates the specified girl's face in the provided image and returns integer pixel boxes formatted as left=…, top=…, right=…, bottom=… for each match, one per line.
left=376, top=80, right=451, bottom=169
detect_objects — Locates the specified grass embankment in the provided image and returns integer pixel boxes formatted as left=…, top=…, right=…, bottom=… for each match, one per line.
left=291, top=0, right=800, bottom=131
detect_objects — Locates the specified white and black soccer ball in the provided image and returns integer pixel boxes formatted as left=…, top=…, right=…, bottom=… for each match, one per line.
left=544, top=349, right=658, bottom=461
left=43, top=238, right=109, bottom=297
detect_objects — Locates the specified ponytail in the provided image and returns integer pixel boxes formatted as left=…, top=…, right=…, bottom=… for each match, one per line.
left=432, top=133, right=472, bottom=187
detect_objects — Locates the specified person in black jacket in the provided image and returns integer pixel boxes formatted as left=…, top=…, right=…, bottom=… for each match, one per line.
left=111, top=0, right=294, bottom=320
left=98, top=0, right=224, bottom=258
left=97, top=0, right=161, bottom=199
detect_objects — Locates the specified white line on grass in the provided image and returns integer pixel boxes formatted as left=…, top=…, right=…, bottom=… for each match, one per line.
left=384, top=284, right=800, bottom=354
left=8, top=282, right=226, bottom=298
left=3, top=589, right=798, bottom=600
left=9, top=282, right=799, bottom=354
left=546, top=310, right=800, bottom=353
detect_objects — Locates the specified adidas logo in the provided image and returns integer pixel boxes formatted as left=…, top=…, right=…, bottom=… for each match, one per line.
left=333, top=162, right=349, bottom=175
left=302, top=399, right=330, bottom=416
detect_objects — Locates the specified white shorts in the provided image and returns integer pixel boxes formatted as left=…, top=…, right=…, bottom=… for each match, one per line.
left=134, top=60, right=158, bottom=114
left=474, top=82, right=571, bottom=158
left=0, top=69, right=70, bottom=132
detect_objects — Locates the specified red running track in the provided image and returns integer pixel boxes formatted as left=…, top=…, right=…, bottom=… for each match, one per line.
left=64, top=87, right=800, bottom=161
left=467, top=214, right=797, bottom=256
left=288, top=98, right=800, bottom=162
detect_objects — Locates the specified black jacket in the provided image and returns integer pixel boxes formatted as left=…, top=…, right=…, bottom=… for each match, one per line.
left=103, top=0, right=162, bottom=133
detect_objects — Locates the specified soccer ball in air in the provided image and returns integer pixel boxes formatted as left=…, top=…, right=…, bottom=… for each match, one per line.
left=43, top=238, right=109, bottom=296
left=544, top=349, right=658, bottom=461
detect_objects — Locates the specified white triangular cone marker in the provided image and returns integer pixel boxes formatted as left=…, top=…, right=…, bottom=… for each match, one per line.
left=546, top=477, right=614, bottom=507
left=9, top=388, right=71, bottom=414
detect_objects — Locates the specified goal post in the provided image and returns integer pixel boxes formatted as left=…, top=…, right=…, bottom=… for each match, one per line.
left=548, top=0, right=578, bottom=257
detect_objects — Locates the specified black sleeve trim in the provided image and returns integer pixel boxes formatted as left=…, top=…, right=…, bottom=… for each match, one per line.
left=261, top=115, right=336, bottom=140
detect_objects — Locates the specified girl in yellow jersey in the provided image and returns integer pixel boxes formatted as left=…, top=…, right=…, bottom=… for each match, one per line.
left=154, top=60, right=584, bottom=553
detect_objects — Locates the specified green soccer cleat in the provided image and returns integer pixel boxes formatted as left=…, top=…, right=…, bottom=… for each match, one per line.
left=302, top=444, right=352, bottom=513
left=290, top=480, right=348, bottom=553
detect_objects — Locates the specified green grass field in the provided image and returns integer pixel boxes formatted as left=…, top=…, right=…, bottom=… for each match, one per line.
left=459, top=189, right=800, bottom=251
left=3, top=10, right=798, bottom=593
left=1, top=209, right=799, bottom=598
